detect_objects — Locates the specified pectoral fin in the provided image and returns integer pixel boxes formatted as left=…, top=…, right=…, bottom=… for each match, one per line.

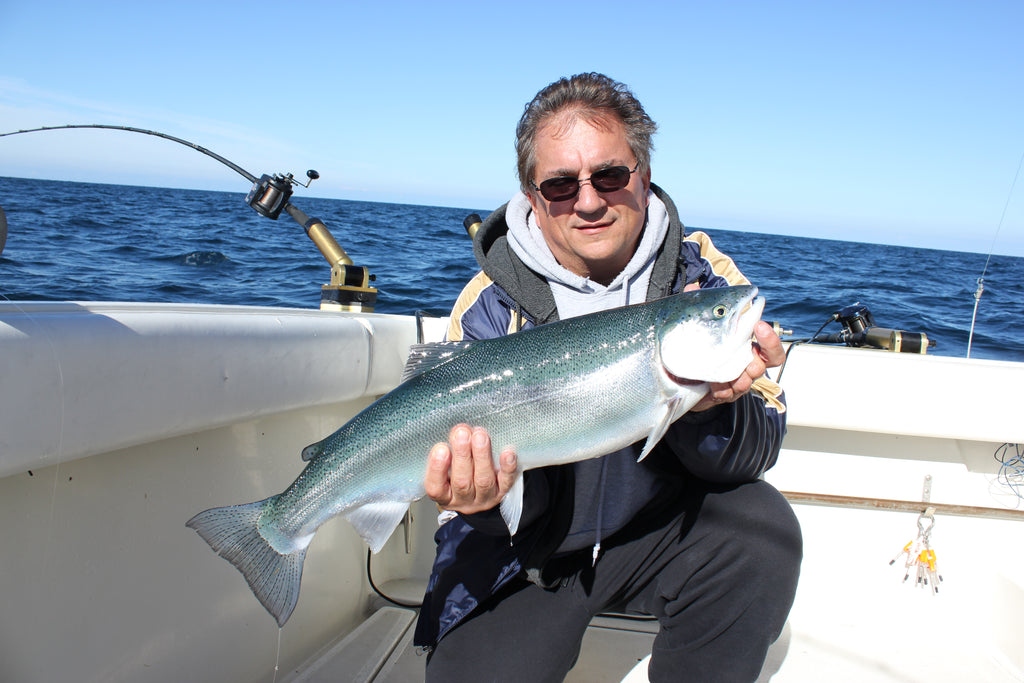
left=638, top=398, right=679, bottom=462
left=344, top=501, right=410, bottom=553
left=638, top=387, right=710, bottom=462
left=498, top=474, right=525, bottom=537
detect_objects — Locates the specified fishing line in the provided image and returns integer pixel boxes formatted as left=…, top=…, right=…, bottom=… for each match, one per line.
left=0, top=293, right=68, bottom=649
left=967, top=148, right=1024, bottom=358
left=0, top=203, right=7, bottom=256
left=0, top=295, right=68, bottom=470
left=775, top=316, right=835, bottom=383
left=272, top=627, right=283, bottom=683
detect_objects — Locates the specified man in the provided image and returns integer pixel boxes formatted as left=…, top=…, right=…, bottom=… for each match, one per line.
left=414, top=73, right=801, bottom=682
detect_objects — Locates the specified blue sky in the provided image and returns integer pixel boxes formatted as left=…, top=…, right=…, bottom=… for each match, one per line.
left=1, top=1, right=1022, bottom=256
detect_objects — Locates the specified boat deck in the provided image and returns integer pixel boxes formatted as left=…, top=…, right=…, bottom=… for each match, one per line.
left=285, top=595, right=1023, bottom=683
left=282, top=605, right=660, bottom=683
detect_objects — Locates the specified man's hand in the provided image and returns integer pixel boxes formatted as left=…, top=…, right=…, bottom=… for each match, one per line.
left=425, top=424, right=518, bottom=514
left=691, top=320, right=785, bottom=412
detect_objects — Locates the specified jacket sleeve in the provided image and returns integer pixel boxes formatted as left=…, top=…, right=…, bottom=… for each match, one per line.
left=666, top=385, right=787, bottom=482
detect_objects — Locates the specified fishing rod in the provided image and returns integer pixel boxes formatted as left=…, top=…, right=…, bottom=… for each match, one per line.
left=966, top=148, right=1024, bottom=358
left=0, top=202, right=6, bottom=257
left=0, top=124, right=377, bottom=311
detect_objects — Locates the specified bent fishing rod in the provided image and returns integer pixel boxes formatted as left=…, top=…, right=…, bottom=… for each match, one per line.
left=0, top=124, right=376, bottom=311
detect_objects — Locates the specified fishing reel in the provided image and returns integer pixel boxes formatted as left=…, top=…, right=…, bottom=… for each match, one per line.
left=241, top=171, right=379, bottom=311
left=816, top=303, right=934, bottom=354
left=245, top=170, right=320, bottom=220
left=244, top=170, right=376, bottom=311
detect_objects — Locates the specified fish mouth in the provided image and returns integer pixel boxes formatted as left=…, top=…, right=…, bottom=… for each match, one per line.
left=734, top=289, right=765, bottom=340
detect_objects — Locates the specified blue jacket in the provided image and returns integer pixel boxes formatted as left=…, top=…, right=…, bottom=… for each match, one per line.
left=413, top=185, right=786, bottom=648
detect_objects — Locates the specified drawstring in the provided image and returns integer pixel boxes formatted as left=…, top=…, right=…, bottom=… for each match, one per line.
left=592, top=458, right=609, bottom=566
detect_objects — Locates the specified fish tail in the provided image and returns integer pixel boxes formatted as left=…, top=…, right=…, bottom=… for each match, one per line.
left=186, top=496, right=306, bottom=627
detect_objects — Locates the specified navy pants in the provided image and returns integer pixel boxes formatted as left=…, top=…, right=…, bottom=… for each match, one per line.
left=425, top=479, right=802, bottom=683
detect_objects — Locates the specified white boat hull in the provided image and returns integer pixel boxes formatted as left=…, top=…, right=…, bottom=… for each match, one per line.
left=2, top=301, right=1022, bottom=682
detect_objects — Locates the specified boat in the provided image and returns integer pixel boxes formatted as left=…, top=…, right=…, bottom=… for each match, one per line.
left=2, top=136, right=1022, bottom=682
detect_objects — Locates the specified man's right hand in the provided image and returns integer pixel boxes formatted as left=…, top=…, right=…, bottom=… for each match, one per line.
left=425, top=424, right=518, bottom=514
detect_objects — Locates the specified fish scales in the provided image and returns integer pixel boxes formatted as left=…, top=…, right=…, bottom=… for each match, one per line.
left=187, top=285, right=764, bottom=626
left=280, top=302, right=664, bottom=522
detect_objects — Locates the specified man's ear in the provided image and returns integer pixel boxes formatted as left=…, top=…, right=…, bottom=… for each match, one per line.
left=526, top=187, right=541, bottom=214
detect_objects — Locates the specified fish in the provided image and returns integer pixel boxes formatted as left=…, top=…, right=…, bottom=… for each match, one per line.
left=187, top=284, right=765, bottom=626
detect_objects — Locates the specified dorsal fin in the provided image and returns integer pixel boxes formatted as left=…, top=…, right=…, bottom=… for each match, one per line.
left=401, top=341, right=476, bottom=383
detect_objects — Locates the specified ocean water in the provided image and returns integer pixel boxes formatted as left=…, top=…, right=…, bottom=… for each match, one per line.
left=2, top=176, right=1022, bottom=363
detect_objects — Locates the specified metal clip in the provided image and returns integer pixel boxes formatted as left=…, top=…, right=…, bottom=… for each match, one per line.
left=891, top=476, right=943, bottom=594
left=916, top=506, right=936, bottom=541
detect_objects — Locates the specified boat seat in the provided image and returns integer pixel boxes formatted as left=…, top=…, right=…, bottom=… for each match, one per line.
left=285, top=606, right=419, bottom=683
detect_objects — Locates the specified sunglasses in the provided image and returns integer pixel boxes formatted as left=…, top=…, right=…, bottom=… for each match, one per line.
left=530, top=162, right=640, bottom=202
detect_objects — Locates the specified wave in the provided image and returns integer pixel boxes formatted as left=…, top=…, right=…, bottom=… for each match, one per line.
left=167, top=251, right=231, bottom=267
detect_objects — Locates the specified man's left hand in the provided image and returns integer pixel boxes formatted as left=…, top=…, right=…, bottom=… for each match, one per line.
left=691, top=320, right=785, bottom=412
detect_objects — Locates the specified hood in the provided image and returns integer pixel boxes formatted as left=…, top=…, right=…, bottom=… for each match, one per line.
left=472, top=183, right=687, bottom=325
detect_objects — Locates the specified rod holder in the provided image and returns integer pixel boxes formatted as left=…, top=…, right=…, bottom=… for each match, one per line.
left=284, top=204, right=377, bottom=312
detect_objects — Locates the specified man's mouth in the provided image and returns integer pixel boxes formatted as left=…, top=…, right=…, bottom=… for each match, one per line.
left=574, top=222, right=611, bottom=234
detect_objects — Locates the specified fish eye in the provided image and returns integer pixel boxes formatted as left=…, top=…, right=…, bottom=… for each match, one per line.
left=713, top=305, right=727, bottom=318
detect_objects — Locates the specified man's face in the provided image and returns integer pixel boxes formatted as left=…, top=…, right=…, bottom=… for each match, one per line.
left=526, top=113, right=651, bottom=286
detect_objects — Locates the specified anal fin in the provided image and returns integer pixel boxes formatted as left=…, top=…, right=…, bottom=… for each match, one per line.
left=344, top=501, right=410, bottom=553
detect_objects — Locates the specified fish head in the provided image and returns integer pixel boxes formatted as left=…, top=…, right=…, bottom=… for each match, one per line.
left=657, top=285, right=765, bottom=384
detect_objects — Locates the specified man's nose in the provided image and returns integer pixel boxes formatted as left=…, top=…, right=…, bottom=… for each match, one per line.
left=573, top=179, right=606, bottom=212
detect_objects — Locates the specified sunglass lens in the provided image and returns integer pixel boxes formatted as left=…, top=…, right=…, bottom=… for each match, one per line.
left=538, top=177, right=579, bottom=202
left=590, top=167, right=631, bottom=192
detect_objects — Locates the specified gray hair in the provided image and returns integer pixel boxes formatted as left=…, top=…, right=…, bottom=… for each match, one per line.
left=515, top=73, right=658, bottom=194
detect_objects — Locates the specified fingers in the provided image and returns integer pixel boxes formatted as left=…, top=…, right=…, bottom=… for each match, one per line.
left=691, top=378, right=744, bottom=412
left=426, top=424, right=518, bottom=514
left=425, top=442, right=453, bottom=504
left=497, top=448, right=519, bottom=494
left=753, top=320, right=786, bottom=368
left=448, top=424, right=477, bottom=500
left=452, top=426, right=496, bottom=501
left=690, top=377, right=749, bottom=412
